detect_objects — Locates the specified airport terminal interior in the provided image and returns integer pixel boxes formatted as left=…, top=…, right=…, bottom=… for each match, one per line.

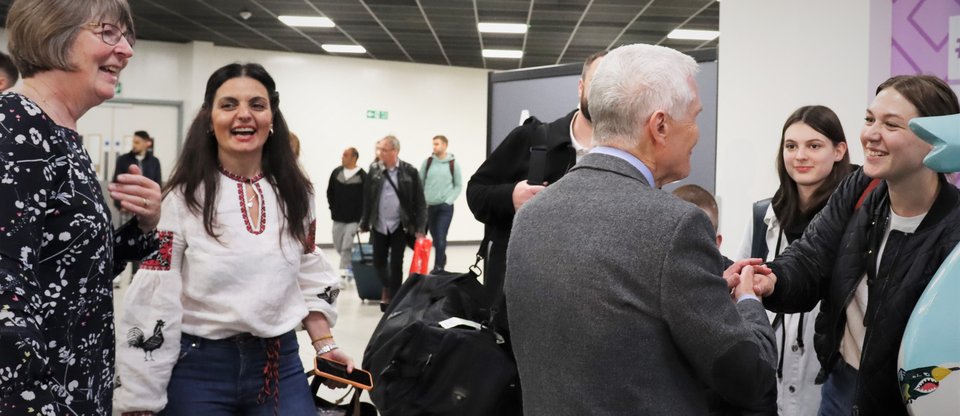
left=2, top=0, right=960, bottom=415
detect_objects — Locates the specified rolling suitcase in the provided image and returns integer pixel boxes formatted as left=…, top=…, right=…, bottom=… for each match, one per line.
left=353, top=232, right=382, bottom=301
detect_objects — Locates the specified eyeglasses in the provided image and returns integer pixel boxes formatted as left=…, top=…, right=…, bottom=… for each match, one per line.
left=85, top=22, right=135, bottom=47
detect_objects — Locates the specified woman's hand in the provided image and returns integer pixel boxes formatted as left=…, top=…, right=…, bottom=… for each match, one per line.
left=317, top=346, right=356, bottom=389
left=109, top=164, right=162, bottom=233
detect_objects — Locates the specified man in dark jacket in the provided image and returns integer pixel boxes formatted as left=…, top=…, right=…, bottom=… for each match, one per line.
left=111, top=130, right=161, bottom=285
left=360, top=135, right=426, bottom=307
left=327, top=147, right=365, bottom=278
left=113, top=130, right=162, bottom=211
left=467, top=50, right=606, bottom=310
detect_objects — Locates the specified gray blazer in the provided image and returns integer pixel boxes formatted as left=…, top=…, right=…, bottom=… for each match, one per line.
left=505, top=153, right=777, bottom=415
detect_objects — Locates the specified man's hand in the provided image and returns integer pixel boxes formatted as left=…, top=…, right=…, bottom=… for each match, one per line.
left=723, top=258, right=771, bottom=291
left=512, top=180, right=546, bottom=211
left=733, top=265, right=758, bottom=300
left=108, top=164, right=162, bottom=233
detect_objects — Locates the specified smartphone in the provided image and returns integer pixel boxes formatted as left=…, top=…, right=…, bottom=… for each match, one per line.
left=527, top=145, right=547, bottom=185
left=314, top=356, right=374, bottom=391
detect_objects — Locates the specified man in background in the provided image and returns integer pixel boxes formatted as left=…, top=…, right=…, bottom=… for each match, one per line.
left=673, top=184, right=723, bottom=247
left=328, top=147, right=365, bottom=278
left=419, top=134, right=462, bottom=274
left=113, top=130, right=162, bottom=211
left=467, top=50, right=607, bottom=311
left=360, top=135, right=426, bottom=309
left=111, top=130, right=162, bottom=285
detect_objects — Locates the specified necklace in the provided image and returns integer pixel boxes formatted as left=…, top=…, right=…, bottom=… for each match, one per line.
left=23, top=81, right=74, bottom=128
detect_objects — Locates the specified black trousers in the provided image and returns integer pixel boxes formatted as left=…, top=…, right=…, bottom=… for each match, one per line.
left=372, top=227, right=406, bottom=299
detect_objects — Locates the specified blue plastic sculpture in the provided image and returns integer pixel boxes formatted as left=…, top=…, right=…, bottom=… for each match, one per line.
left=898, top=113, right=960, bottom=415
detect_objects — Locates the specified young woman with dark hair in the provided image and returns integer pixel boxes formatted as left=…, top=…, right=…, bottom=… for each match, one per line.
left=114, top=63, right=353, bottom=415
left=738, top=105, right=852, bottom=416
left=753, top=75, right=960, bottom=416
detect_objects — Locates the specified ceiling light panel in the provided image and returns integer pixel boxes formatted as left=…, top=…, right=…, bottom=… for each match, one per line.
left=667, top=29, right=719, bottom=41
left=279, top=16, right=336, bottom=28
left=482, top=49, right=523, bottom=59
left=322, top=44, right=367, bottom=54
left=478, top=23, right=528, bottom=34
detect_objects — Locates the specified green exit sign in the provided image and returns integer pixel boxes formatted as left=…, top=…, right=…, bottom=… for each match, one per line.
left=366, top=110, right=388, bottom=120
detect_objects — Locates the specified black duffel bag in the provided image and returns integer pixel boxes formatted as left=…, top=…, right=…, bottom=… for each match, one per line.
left=361, top=265, right=521, bottom=416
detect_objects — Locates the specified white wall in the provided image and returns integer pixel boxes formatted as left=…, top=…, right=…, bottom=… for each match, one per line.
left=1, top=28, right=489, bottom=244
left=716, top=0, right=888, bottom=257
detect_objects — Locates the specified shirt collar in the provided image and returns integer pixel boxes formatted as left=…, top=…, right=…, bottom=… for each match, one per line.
left=569, top=112, right=589, bottom=160
left=589, top=146, right=655, bottom=187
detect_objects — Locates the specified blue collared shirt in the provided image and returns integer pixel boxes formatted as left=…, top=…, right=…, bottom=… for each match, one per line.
left=589, top=146, right=655, bottom=187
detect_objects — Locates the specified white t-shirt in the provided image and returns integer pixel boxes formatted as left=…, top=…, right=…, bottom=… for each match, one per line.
left=840, top=208, right=925, bottom=369
left=342, top=166, right=361, bottom=180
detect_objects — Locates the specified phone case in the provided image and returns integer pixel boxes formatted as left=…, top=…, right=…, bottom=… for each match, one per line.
left=314, top=357, right=374, bottom=391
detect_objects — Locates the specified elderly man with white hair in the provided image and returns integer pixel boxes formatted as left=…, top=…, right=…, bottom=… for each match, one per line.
left=504, top=44, right=778, bottom=415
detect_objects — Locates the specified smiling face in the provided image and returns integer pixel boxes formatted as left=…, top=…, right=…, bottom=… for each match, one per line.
left=783, top=122, right=846, bottom=193
left=861, top=87, right=931, bottom=183
left=67, top=20, right=133, bottom=106
left=211, top=76, right=273, bottom=162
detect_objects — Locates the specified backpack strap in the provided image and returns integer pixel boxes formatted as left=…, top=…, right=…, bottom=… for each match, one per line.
left=855, top=178, right=882, bottom=210
left=751, top=198, right=772, bottom=260
left=424, top=157, right=433, bottom=180
left=448, top=159, right=455, bottom=186
left=423, top=157, right=456, bottom=186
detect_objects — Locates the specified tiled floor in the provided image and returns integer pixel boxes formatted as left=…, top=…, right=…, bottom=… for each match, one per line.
left=112, top=243, right=484, bottom=412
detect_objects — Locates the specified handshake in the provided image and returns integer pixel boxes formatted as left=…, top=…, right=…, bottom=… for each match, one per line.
left=723, top=258, right=776, bottom=300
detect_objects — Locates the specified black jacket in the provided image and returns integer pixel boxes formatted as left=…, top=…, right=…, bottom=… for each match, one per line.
left=360, top=160, right=426, bottom=236
left=467, top=110, right=577, bottom=301
left=467, top=111, right=577, bottom=244
left=113, top=151, right=162, bottom=209
left=327, top=166, right=366, bottom=223
left=765, top=168, right=960, bottom=415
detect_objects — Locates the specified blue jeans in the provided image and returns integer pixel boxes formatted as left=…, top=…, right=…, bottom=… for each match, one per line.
left=818, top=360, right=858, bottom=416
left=427, top=203, right=454, bottom=272
left=161, top=331, right=315, bottom=416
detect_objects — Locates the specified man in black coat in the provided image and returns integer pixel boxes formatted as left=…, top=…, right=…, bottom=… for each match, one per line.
left=467, top=50, right=606, bottom=312
left=113, top=130, right=162, bottom=210
left=360, top=135, right=427, bottom=307
left=328, top=147, right=366, bottom=277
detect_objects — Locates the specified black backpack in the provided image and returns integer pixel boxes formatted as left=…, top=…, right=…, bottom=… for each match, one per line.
left=361, top=267, right=522, bottom=416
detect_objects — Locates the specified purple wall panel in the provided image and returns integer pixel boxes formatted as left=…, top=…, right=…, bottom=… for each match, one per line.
left=891, top=0, right=960, bottom=83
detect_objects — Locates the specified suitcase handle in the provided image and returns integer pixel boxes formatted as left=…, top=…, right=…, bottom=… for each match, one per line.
left=355, top=230, right=367, bottom=257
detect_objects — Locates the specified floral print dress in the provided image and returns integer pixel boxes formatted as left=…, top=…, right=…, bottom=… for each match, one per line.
left=0, top=93, right=155, bottom=415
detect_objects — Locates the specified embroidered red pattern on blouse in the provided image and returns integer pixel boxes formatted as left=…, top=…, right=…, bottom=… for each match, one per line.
left=219, top=167, right=267, bottom=235
left=141, top=231, right=174, bottom=271
left=305, top=220, right=317, bottom=253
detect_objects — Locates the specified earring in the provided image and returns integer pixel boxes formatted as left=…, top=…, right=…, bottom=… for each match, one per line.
left=269, top=128, right=274, bottom=136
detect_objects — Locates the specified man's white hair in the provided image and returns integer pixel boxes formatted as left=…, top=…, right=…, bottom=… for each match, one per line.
left=589, top=44, right=699, bottom=148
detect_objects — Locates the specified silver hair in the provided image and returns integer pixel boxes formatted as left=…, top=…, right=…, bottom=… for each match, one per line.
left=588, top=44, right=699, bottom=148
left=380, top=134, right=400, bottom=151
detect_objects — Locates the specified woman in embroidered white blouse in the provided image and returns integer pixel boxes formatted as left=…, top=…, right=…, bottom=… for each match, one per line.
left=114, top=63, right=352, bottom=415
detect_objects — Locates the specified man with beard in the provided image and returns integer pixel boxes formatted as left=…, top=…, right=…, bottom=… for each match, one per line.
left=467, top=50, right=606, bottom=325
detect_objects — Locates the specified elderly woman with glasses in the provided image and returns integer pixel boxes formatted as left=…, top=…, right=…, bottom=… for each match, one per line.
left=0, top=0, right=161, bottom=414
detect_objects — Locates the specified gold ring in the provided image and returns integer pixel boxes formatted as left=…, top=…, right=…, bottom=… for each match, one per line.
left=141, top=197, right=149, bottom=207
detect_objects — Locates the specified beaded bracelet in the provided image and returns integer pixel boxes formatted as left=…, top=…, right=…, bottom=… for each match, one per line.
left=316, top=343, right=339, bottom=356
